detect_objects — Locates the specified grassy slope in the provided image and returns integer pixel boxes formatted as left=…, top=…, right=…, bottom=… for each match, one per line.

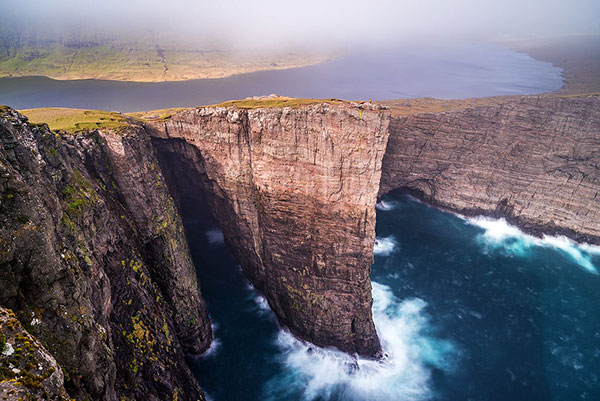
left=19, top=108, right=131, bottom=132
left=0, top=42, right=334, bottom=82
left=127, top=98, right=351, bottom=121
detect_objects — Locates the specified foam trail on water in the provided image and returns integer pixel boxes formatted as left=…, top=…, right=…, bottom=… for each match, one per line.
left=254, top=294, right=271, bottom=313
left=205, top=228, right=225, bottom=245
left=262, top=282, right=457, bottom=401
left=202, top=321, right=222, bottom=358
left=468, top=216, right=599, bottom=274
left=374, top=237, right=397, bottom=256
left=246, top=282, right=274, bottom=316
left=376, top=200, right=397, bottom=211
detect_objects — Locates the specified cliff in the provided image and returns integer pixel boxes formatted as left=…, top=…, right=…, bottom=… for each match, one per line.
left=146, top=103, right=390, bottom=357
left=380, top=95, right=600, bottom=244
left=1, top=306, right=70, bottom=401
left=2, top=93, right=599, bottom=399
left=0, top=107, right=211, bottom=401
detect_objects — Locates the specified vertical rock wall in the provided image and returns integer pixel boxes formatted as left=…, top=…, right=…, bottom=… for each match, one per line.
left=148, top=103, right=389, bottom=356
left=0, top=107, right=211, bottom=401
left=380, top=96, right=600, bottom=243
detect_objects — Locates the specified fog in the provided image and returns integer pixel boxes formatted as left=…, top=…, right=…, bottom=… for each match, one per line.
left=1, top=0, right=599, bottom=50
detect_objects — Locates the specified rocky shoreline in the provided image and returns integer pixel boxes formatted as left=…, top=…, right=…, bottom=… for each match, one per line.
left=1, top=93, right=598, bottom=399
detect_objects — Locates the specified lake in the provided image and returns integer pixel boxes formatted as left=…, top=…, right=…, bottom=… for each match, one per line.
left=0, top=41, right=563, bottom=112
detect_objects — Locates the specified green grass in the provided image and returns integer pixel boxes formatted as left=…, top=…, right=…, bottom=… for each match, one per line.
left=127, top=98, right=353, bottom=122
left=126, top=107, right=189, bottom=121
left=19, top=107, right=130, bottom=133
left=0, top=40, right=334, bottom=82
left=213, top=97, right=348, bottom=109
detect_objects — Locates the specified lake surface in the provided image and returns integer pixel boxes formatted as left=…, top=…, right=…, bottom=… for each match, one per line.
left=185, top=194, right=599, bottom=401
left=0, top=41, right=563, bottom=112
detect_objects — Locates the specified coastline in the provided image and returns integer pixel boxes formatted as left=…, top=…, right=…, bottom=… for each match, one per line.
left=501, top=35, right=600, bottom=95
left=0, top=50, right=340, bottom=83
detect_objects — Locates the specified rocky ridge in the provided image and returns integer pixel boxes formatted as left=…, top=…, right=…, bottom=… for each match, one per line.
left=0, top=107, right=210, bottom=400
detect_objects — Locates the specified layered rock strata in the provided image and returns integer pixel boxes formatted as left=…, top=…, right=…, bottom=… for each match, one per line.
left=0, top=107, right=211, bottom=401
left=380, top=95, right=600, bottom=244
left=1, top=94, right=599, bottom=399
left=146, top=103, right=389, bottom=357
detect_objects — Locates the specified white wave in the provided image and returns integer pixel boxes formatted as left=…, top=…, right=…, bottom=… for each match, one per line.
left=205, top=228, right=225, bottom=245
left=202, top=322, right=222, bottom=358
left=254, top=294, right=271, bottom=312
left=376, top=200, right=397, bottom=211
left=374, top=237, right=397, bottom=256
left=262, top=282, right=458, bottom=401
left=468, top=216, right=599, bottom=274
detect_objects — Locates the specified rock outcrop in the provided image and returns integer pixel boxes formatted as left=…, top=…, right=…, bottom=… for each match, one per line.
left=0, top=107, right=211, bottom=401
left=146, top=103, right=389, bottom=357
left=2, top=93, right=599, bottom=399
left=380, top=95, right=600, bottom=244
left=0, top=307, right=70, bottom=401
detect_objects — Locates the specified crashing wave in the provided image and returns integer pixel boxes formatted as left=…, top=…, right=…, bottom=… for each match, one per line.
left=262, top=282, right=458, bottom=400
left=374, top=237, right=397, bottom=256
left=467, top=216, right=599, bottom=274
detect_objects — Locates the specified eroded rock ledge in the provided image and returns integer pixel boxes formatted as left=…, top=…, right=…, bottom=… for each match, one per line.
left=146, top=103, right=390, bottom=357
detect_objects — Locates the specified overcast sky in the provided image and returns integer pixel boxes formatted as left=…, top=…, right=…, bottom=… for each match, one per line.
left=2, top=0, right=599, bottom=49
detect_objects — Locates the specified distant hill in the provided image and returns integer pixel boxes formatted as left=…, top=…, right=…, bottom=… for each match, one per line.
left=0, top=35, right=334, bottom=82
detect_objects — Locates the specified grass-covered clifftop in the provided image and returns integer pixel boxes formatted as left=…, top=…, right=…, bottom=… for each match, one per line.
left=19, top=107, right=131, bottom=132
left=0, top=38, right=334, bottom=82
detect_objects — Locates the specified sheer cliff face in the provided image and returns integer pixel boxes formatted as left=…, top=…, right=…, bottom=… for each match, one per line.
left=0, top=108, right=210, bottom=401
left=147, top=104, right=389, bottom=357
left=2, top=94, right=598, bottom=399
left=380, top=96, right=600, bottom=244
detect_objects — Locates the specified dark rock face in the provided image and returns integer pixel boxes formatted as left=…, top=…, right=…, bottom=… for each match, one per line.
left=0, top=108, right=210, bottom=401
left=0, top=307, right=71, bottom=401
left=147, top=103, right=389, bottom=357
left=380, top=96, right=600, bottom=244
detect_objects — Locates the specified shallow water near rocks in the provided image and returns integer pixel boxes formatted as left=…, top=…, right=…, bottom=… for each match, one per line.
left=185, top=193, right=599, bottom=401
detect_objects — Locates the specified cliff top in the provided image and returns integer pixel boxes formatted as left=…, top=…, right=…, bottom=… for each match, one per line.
left=14, top=99, right=371, bottom=133
left=128, top=97, right=363, bottom=121
left=12, top=107, right=133, bottom=133
left=12, top=93, right=598, bottom=133
left=378, top=93, right=600, bottom=117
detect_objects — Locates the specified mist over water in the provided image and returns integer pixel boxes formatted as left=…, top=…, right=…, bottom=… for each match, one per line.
left=184, top=194, right=599, bottom=401
left=0, top=41, right=563, bottom=112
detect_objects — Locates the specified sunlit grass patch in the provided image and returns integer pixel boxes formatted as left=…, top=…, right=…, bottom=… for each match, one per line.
left=19, top=107, right=130, bottom=133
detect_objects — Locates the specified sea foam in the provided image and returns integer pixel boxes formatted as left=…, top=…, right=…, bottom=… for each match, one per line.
left=202, top=321, right=222, bottom=358
left=374, top=237, right=397, bottom=256
left=262, top=282, right=457, bottom=401
left=468, top=216, right=599, bottom=274
left=376, top=200, right=397, bottom=211
left=205, top=228, right=225, bottom=245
